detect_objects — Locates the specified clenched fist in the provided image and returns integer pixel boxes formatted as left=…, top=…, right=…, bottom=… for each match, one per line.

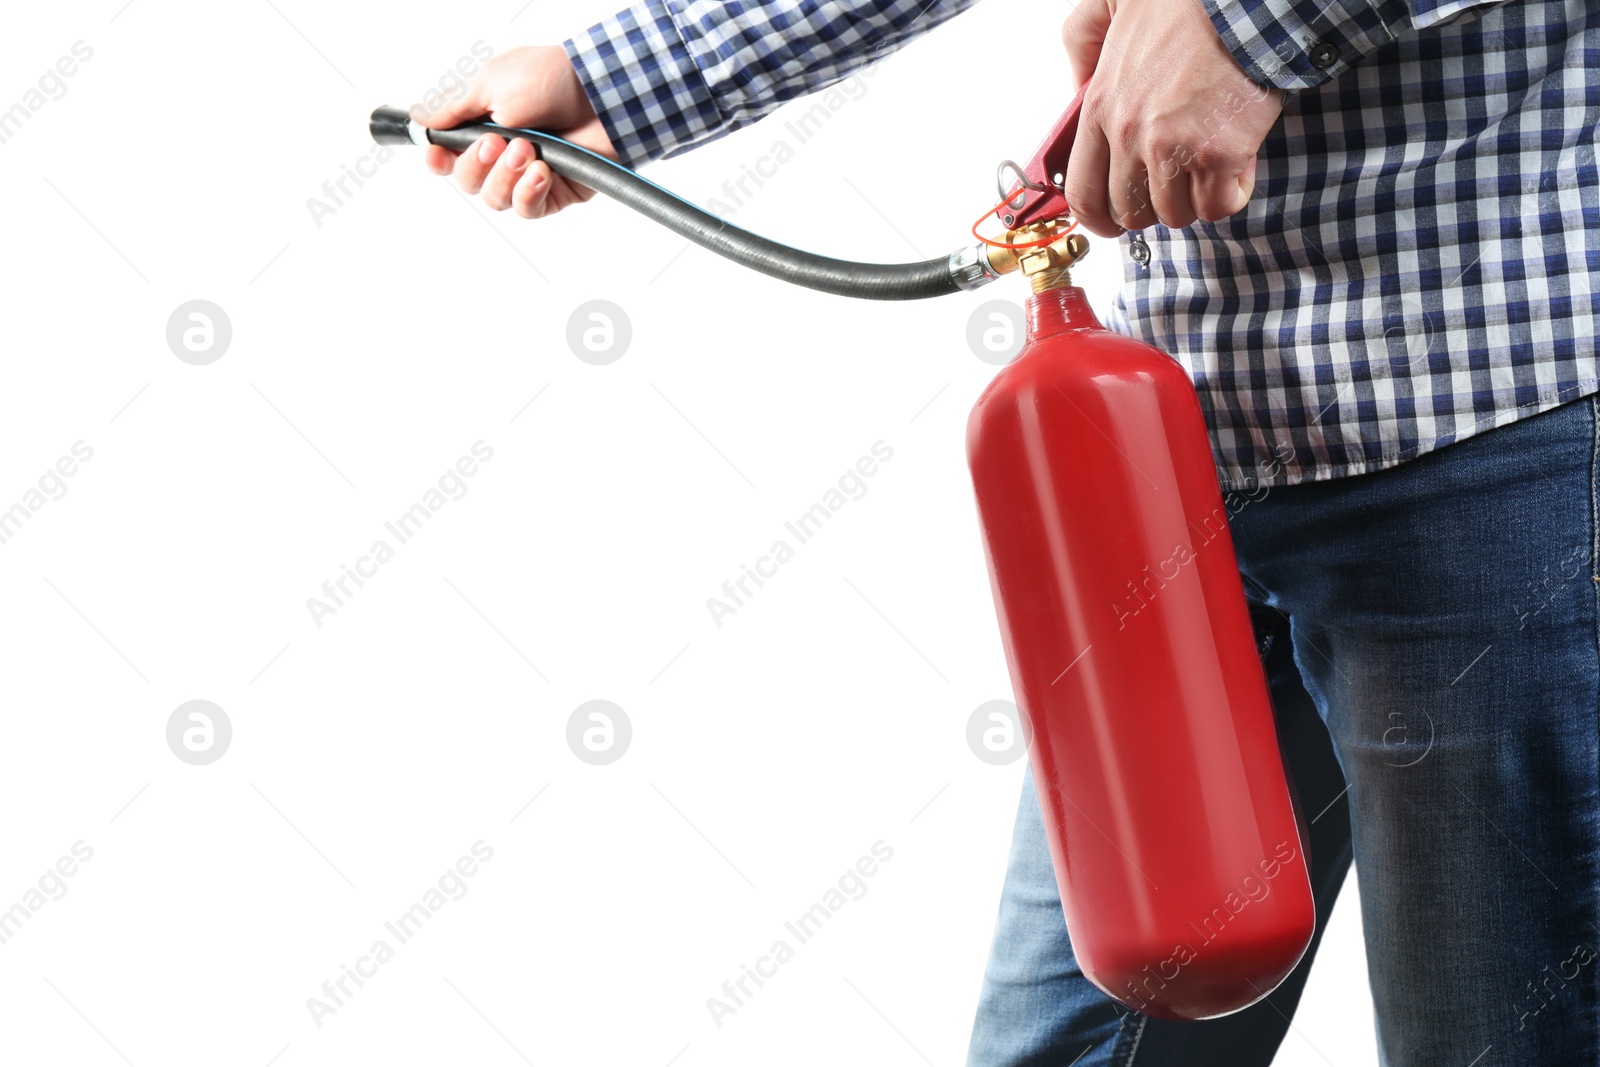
left=413, top=45, right=617, bottom=220
left=1061, top=0, right=1284, bottom=236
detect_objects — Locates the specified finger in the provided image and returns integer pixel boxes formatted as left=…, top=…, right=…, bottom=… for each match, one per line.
left=1108, top=160, right=1157, bottom=233
left=512, top=160, right=555, bottom=219
left=1238, top=154, right=1259, bottom=207
left=481, top=136, right=535, bottom=211
left=1063, top=121, right=1119, bottom=237
left=423, top=144, right=458, bottom=176
left=1190, top=152, right=1258, bottom=222
left=1148, top=150, right=1198, bottom=230
left=453, top=134, right=503, bottom=195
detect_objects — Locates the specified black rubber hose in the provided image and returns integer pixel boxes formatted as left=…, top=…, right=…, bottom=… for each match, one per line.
left=370, top=106, right=960, bottom=301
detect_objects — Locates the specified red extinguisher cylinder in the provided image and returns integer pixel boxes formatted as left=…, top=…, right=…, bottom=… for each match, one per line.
left=966, top=285, right=1315, bottom=1021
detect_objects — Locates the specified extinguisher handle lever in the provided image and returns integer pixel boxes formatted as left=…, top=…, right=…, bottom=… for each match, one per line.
left=995, top=81, right=1090, bottom=230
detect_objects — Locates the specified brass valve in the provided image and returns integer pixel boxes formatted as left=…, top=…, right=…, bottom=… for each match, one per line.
left=985, top=224, right=1091, bottom=293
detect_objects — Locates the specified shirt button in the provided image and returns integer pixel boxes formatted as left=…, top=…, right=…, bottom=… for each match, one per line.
left=1129, top=234, right=1150, bottom=266
left=1310, top=42, right=1339, bottom=69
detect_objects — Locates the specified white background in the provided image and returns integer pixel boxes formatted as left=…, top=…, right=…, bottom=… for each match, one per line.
left=0, top=1, right=1377, bottom=1064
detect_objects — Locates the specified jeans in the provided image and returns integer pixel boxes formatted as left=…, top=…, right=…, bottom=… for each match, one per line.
left=966, top=396, right=1600, bottom=1066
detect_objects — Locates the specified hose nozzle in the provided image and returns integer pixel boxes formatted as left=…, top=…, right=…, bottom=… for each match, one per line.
left=370, top=105, right=432, bottom=147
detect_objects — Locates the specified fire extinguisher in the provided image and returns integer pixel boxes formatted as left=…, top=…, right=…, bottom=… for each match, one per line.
left=961, top=89, right=1317, bottom=1021
left=370, top=83, right=1315, bottom=1020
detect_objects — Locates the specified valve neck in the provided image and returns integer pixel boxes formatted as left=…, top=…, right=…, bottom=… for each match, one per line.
left=1026, top=285, right=1102, bottom=340
left=984, top=226, right=1090, bottom=295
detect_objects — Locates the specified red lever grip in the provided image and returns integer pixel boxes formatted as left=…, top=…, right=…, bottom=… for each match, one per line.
left=996, top=81, right=1091, bottom=230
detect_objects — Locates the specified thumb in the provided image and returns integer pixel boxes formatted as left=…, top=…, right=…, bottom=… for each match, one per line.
left=1062, top=0, right=1111, bottom=91
left=411, top=70, right=491, bottom=130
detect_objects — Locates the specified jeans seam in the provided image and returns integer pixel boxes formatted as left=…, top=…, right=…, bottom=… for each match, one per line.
left=1579, top=395, right=1600, bottom=1060
left=1114, top=1013, right=1149, bottom=1066
left=1591, top=395, right=1599, bottom=585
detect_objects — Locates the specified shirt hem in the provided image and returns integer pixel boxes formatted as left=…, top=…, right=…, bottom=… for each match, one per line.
left=1215, top=381, right=1600, bottom=491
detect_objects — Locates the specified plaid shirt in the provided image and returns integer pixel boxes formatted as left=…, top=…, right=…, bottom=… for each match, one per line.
left=566, top=0, right=1600, bottom=489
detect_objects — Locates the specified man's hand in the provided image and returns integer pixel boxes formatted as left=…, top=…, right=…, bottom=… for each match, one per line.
left=412, top=45, right=617, bottom=220
left=1061, top=0, right=1283, bottom=237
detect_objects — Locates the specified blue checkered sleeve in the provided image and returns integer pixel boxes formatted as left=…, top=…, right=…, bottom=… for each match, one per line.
left=1201, top=0, right=1513, bottom=90
left=564, top=0, right=980, bottom=169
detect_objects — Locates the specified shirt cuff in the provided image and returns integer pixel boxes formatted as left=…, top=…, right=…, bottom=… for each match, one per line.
left=563, top=0, right=723, bottom=169
left=1198, top=0, right=1409, bottom=91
